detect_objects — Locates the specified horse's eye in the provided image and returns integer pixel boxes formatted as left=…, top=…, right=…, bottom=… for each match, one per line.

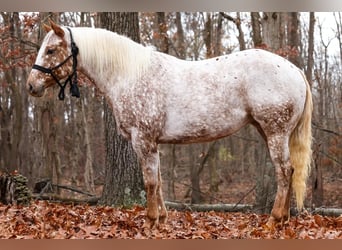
left=46, top=49, right=55, bottom=55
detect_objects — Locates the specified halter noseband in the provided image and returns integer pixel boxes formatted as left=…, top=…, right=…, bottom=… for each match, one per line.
left=32, top=27, right=80, bottom=100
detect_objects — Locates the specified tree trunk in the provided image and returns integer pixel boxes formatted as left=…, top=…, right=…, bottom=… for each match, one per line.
left=251, top=12, right=263, bottom=48
left=81, top=98, right=95, bottom=193
left=189, top=144, right=202, bottom=203
left=174, top=12, right=186, bottom=59
left=156, top=12, right=169, bottom=54
left=208, top=142, right=221, bottom=203
left=98, top=12, right=145, bottom=207
left=204, top=13, right=213, bottom=58
left=306, top=12, right=315, bottom=85
left=334, top=12, right=342, bottom=66
left=0, top=12, right=23, bottom=172
left=261, top=12, right=285, bottom=52
left=287, top=12, right=302, bottom=68
left=213, top=13, right=223, bottom=56
left=236, top=12, right=246, bottom=51
left=312, top=143, right=323, bottom=207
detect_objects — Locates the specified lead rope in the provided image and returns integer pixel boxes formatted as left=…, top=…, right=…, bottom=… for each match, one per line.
left=56, top=28, right=80, bottom=100
left=67, top=27, right=80, bottom=99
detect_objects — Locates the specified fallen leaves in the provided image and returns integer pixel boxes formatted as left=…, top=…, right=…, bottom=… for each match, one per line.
left=0, top=201, right=341, bottom=239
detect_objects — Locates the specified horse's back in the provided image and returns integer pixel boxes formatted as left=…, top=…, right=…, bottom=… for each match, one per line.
left=157, top=49, right=307, bottom=143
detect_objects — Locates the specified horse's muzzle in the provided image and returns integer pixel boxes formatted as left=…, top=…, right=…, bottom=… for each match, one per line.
left=27, top=82, right=44, bottom=97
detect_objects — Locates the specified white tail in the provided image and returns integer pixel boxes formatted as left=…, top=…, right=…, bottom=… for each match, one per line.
left=289, top=72, right=313, bottom=211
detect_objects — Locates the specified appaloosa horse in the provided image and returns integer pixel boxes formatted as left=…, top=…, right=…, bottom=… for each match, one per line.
left=27, top=21, right=312, bottom=228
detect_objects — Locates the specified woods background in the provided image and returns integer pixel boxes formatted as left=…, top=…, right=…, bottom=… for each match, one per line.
left=0, top=12, right=341, bottom=211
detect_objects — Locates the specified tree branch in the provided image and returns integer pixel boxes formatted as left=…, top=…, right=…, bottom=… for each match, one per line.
left=219, top=12, right=236, bottom=23
left=313, top=122, right=341, bottom=136
left=165, top=201, right=253, bottom=213
left=32, top=194, right=100, bottom=205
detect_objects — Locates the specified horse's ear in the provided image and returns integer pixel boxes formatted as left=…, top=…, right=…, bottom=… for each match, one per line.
left=43, top=23, right=52, bottom=33
left=49, top=19, right=65, bottom=38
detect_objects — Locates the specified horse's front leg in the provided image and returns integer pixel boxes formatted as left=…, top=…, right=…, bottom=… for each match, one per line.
left=142, top=152, right=168, bottom=228
left=157, top=165, right=168, bottom=224
left=131, top=129, right=167, bottom=228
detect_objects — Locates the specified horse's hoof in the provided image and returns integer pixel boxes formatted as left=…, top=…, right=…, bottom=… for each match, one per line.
left=266, top=216, right=277, bottom=229
left=159, top=214, right=168, bottom=224
left=143, top=217, right=159, bottom=229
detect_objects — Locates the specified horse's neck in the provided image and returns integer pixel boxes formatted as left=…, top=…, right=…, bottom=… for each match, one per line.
left=73, top=27, right=152, bottom=96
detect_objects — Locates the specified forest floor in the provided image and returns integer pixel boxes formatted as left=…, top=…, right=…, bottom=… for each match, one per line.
left=0, top=168, right=341, bottom=239
left=0, top=201, right=341, bottom=239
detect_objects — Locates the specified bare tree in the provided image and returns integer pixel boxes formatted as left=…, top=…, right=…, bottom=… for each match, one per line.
left=98, top=12, right=145, bottom=207
left=220, top=12, right=246, bottom=51
left=306, top=12, right=315, bottom=85
left=251, top=12, right=263, bottom=47
left=287, top=12, right=302, bottom=68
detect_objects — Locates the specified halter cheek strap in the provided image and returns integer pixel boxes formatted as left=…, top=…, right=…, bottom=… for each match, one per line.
left=32, top=27, right=80, bottom=100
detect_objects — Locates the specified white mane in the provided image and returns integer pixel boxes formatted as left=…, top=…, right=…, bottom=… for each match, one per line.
left=71, top=27, right=152, bottom=81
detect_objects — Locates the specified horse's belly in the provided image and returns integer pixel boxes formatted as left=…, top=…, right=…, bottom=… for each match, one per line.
left=158, top=111, right=250, bottom=144
left=158, top=129, right=239, bottom=144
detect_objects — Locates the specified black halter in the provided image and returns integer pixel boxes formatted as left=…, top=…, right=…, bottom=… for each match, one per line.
left=32, top=27, right=80, bottom=100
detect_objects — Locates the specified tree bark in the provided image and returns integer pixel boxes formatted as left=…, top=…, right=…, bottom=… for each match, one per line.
left=156, top=12, right=169, bottom=54
left=287, top=12, right=302, bottom=68
left=189, top=144, right=203, bottom=203
left=213, top=12, right=223, bottom=56
left=98, top=12, right=145, bottom=207
left=261, top=12, right=285, bottom=52
left=81, top=98, right=95, bottom=193
left=0, top=12, right=23, bottom=172
left=174, top=12, right=186, bottom=59
left=204, top=13, right=213, bottom=58
left=312, top=143, right=323, bottom=207
left=306, top=12, right=315, bottom=85
left=251, top=12, right=263, bottom=48
left=235, top=12, right=246, bottom=51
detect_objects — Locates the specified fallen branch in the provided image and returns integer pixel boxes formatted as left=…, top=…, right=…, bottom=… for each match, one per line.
left=311, top=207, right=342, bottom=217
left=34, top=180, right=95, bottom=197
left=165, top=201, right=253, bottom=213
left=52, top=184, right=95, bottom=197
left=32, top=193, right=100, bottom=205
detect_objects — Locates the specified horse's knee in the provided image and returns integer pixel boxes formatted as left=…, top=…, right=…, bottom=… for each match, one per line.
left=144, top=172, right=159, bottom=212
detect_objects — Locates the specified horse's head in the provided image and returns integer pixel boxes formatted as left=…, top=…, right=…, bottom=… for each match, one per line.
left=27, top=20, right=79, bottom=99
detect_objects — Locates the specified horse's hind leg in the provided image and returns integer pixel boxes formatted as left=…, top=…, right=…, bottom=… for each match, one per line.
left=266, top=134, right=293, bottom=225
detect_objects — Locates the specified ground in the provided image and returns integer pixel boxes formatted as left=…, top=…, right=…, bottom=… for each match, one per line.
left=1, top=159, right=340, bottom=239
left=0, top=201, right=341, bottom=239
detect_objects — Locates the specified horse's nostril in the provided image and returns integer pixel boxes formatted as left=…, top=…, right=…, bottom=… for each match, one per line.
left=29, top=84, right=33, bottom=92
